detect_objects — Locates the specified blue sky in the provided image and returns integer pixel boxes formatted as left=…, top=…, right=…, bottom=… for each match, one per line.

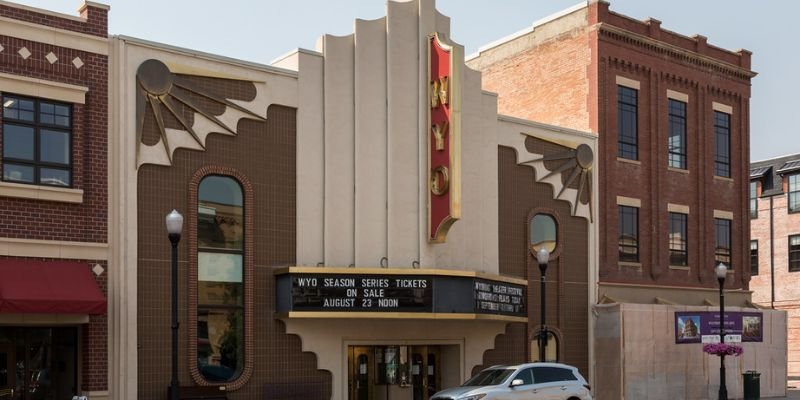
left=22, top=0, right=799, bottom=161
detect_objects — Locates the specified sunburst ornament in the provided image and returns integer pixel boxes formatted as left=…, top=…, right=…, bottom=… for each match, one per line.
left=509, top=135, right=594, bottom=222
left=135, top=59, right=266, bottom=167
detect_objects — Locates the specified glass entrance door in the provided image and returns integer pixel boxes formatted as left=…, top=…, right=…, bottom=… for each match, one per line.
left=349, top=346, right=372, bottom=400
left=410, top=346, right=440, bottom=400
left=0, top=328, right=77, bottom=400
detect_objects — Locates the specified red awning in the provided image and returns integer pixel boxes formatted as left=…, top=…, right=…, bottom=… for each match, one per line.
left=0, top=259, right=106, bottom=315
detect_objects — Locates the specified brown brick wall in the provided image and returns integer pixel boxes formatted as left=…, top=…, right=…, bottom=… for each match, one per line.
left=137, top=92, right=330, bottom=399
left=478, top=145, right=589, bottom=378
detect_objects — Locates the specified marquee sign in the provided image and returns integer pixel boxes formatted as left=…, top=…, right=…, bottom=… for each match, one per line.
left=275, top=269, right=526, bottom=319
left=427, top=32, right=461, bottom=243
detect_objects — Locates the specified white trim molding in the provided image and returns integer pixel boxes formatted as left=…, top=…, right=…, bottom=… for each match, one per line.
left=713, top=101, right=733, bottom=114
left=667, top=203, right=690, bottom=214
left=667, top=89, right=689, bottom=102
left=0, top=72, right=88, bottom=104
left=616, top=75, right=640, bottom=90
left=0, top=15, right=108, bottom=55
left=713, top=209, right=734, bottom=220
left=616, top=196, right=641, bottom=208
left=0, top=237, right=108, bottom=260
left=0, top=181, right=83, bottom=203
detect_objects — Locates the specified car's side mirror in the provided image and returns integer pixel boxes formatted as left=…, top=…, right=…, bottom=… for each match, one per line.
left=510, top=379, right=524, bottom=387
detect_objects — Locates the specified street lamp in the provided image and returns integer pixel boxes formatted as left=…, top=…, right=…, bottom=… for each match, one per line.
left=715, top=262, right=728, bottom=400
left=536, top=248, right=550, bottom=362
left=166, top=210, right=184, bottom=400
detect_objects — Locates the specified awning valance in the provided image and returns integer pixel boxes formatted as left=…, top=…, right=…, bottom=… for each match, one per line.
left=0, top=259, right=106, bottom=315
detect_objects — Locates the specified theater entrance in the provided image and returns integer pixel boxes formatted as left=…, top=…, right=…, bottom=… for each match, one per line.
left=348, top=345, right=456, bottom=400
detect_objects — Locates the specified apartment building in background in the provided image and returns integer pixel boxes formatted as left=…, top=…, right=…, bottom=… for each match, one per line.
left=750, top=153, right=800, bottom=376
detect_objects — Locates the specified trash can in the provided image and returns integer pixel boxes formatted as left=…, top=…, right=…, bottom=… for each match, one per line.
left=743, top=370, right=760, bottom=400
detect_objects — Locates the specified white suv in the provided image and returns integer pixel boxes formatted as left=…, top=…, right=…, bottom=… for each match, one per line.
left=431, top=362, right=592, bottom=400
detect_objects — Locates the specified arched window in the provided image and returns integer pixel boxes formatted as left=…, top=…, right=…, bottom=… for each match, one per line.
left=530, top=214, right=557, bottom=253
left=196, top=175, right=244, bottom=382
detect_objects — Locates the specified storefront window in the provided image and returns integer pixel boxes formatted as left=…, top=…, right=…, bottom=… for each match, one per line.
left=197, top=175, right=244, bottom=382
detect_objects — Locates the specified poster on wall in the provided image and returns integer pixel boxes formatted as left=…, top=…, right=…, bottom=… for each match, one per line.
left=674, top=311, right=763, bottom=344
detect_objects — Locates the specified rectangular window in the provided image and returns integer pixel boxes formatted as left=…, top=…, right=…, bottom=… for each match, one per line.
left=750, top=240, right=758, bottom=276
left=2, top=94, right=72, bottom=186
left=750, top=181, right=758, bottom=219
left=714, top=111, right=731, bottom=177
left=668, top=99, right=687, bottom=169
left=790, top=235, right=800, bottom=272
left=669, top=212, right=688, bottom=266
left=715, top=218, right=732, bottom=268
left=618, top=206, right=639, bottom=262
left=789, top=174, right=800, bottom=213
left=617, top=86, right=638, bottom=160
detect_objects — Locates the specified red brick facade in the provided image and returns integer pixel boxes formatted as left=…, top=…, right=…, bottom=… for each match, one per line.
left=750, top=156, right=800, bottom=375
left=471, top=0, right=754, bottom=292
left=0, top=1, right=108, bottom=395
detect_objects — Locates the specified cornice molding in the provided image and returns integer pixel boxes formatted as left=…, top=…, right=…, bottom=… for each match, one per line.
left=597, top=23, right=756, bottom=81
left=0, top=15, right=108, bottom=55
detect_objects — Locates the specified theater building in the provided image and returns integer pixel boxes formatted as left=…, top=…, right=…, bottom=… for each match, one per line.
left=0, top=1, right=109, bottom=400
left=468, top=1, right=786, bottom=398
left=107, top=0, right=597, bottom=399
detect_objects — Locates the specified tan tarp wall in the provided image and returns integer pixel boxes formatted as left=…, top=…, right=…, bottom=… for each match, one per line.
left=594, top=303, right=787, bottom=399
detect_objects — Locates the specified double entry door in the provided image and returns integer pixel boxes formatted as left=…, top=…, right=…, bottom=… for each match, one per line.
left=349, top=345, right=441, bottom=400
left=0, top=327, right=77, bottom=400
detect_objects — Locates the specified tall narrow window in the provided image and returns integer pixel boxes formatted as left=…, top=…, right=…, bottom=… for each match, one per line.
left=618, top=206, right=639, bottom=262
left=197, top=175, right=244, bottom=382
left=790, top=235, right=800, bottom=272
left=669, top=212, right=688, bottom=266
left=789, top=174, right=800, bottom=213
left=714, top=111, right=731, bottom=177
left=750, top=181, right=758, bottom=219
left=530, top=214, right=557, bottom=253
left=668, top=99, right=687, bottom=169
left=715, top=218, right=732, bottom=268
left=750, top=240, right=759, bottom=276
left=2, top=94, right=72, bottom=186
left=617, top=86, right=638, bottom=160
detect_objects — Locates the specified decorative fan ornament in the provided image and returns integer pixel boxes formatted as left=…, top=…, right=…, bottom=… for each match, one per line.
left=511, top=135, right=594, bottom=222
left=135, top=59, right=266, bottom=167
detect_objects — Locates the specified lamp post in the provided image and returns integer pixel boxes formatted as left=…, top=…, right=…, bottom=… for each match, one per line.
left=536, top=248, right=550, bottom=362
left=715, top=262, right=728, bottom=400
left=166, top=210, right=184, bottom=400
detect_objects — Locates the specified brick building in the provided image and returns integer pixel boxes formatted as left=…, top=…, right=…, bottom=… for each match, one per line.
left=750, top=153, right=800, bottom=376
left=0, top=1, right=109, bottom=400
left=467, top=1, right=786, bottom=398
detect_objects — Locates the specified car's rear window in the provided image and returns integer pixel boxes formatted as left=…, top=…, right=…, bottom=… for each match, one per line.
left=462, top=369, right=514, bottom=386
left=532, top=367, right=578, bottom=383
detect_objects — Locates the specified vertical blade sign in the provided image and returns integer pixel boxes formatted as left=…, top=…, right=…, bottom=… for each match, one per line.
left=428, top=33, right=461, bottom=243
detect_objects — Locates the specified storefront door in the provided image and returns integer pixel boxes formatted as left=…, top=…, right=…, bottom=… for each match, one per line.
left=0, top=327, right=78, bottom=400
left=348, top=345, right=442, bottom=400
left=410, top=346, right=440, bottom=400
left=0, top=343, right=14, bottom=399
